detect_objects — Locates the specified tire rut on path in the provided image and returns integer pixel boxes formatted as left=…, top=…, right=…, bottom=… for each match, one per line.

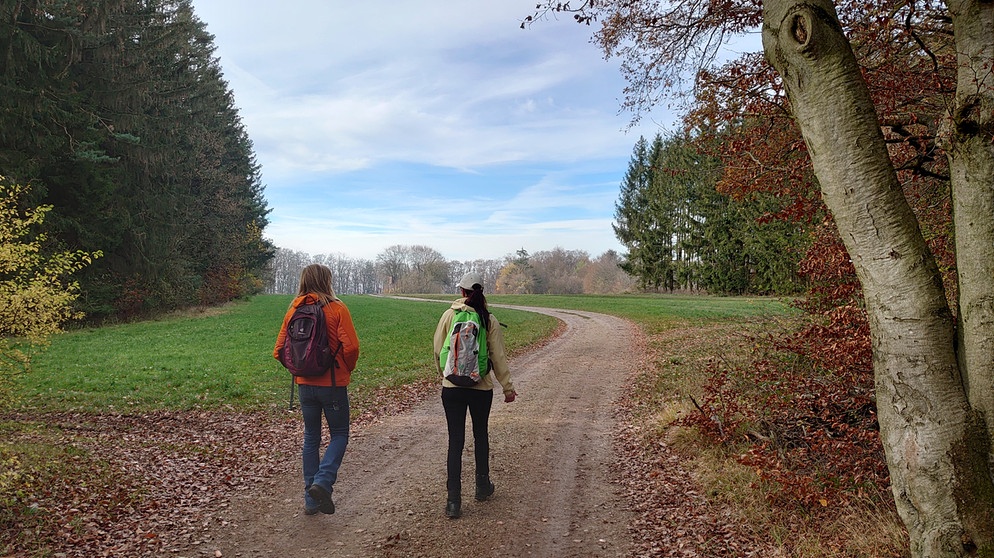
left=201, top=305, right=636, bottom=558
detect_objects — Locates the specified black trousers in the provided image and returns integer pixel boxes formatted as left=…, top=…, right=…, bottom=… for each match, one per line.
left=441, top=386, right=493, bottom=499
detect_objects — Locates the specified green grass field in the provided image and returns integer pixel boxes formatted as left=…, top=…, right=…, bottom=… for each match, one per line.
left=485, top=293, right=793, bottom=332
left=17, top=295, right=557, bottom=412
left=16, top=293, right=792, bottom=413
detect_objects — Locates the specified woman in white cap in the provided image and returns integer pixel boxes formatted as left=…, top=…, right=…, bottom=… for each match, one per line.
left=433, top=271, right=517, bottom=519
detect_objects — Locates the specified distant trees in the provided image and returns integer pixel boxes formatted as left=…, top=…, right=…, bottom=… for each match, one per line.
left=448, top=258, right=505, bottom=296
left=529, top=248, right=588, bottom=294
left=265, top=249, right=312, bottom=295
left=319, top=254, right=378, bottom=295
left=265, top=249, right=379, bottom=295
left=496, top=249, right=538, bottom=294
left=614, top=132, right=807, bottom=295
left=494, top=248, right=629, bottom=295
left=379, top=245, right=450, bottom=294
left=268, top=245, right=452, bottom=296
left=582, top=250, right=634, bottom=294
left=0, top=0, right=273, bottom=321
left=265, top=245, right=634, bottom=296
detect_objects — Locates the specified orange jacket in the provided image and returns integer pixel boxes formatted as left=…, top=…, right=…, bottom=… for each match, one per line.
left=273, top=294, right=360, bottom=387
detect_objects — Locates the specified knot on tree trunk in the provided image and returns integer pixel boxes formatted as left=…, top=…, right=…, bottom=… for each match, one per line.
left=777, top=3, right=847, bottom=59
left=952, top=95, right=994, bottom=140
left=790, top=12, right=810, bottom=46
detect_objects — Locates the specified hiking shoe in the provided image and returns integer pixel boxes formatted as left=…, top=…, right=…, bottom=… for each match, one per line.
left=306, top=484, right=335, bottom=514
left=445, top=500, right=461, bottom=519
left=475, top=478, right=495, bottom=501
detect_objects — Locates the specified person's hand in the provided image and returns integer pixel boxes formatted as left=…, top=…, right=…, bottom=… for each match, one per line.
left=504, top=390, right=517, bottom=403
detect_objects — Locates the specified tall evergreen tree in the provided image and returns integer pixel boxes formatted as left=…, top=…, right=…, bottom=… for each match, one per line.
left=614, top=132, right=806, bottom=294
left=649, top=133, right=708, bottom=291
left=0, top=0, right=273, bottom=319
left=614, top=136, right=668, bottom=290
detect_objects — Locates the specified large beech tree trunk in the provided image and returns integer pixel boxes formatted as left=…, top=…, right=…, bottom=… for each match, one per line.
left=762, top=0, right=994, bottom=555
left=946, top=0, right=994, bottom=464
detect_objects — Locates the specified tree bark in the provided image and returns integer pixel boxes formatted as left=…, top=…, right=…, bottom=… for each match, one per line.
left=761, top=0, right=994, bottom=555
left=945, top=0, right=994, bottom=464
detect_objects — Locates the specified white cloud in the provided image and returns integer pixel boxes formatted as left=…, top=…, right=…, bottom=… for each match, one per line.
left=191, top=0, right=673, bottom=262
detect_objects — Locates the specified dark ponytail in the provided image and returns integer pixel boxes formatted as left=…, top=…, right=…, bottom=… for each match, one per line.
left=462, top=287, right=490, bottom=331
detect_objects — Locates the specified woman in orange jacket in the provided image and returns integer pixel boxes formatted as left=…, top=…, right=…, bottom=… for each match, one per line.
left=273, top=264, right=360, bottom=515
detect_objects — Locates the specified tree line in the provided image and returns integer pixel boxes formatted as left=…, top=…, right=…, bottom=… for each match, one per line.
left=265, top=245, right=633, bottom=296
left=614, top=132, right=809, bottom=295
left=0, top=0, right=273, bottom=323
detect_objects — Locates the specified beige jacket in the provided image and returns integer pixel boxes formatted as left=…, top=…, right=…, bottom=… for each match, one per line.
left=433, top=299, right=514, bottom=394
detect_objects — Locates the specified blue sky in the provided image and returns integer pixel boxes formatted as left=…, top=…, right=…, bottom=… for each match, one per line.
left=189, top=1, right=678, bottom=262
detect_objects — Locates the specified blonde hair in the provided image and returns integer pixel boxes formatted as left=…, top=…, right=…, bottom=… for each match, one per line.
left=297, top=264, right=339, bottom=304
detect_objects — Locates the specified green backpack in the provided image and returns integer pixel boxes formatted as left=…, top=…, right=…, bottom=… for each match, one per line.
left=440, top=309, right=488, bottom=386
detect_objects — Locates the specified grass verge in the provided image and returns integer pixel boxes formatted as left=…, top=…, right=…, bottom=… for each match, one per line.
left=623, top=312, right=908, bottom=557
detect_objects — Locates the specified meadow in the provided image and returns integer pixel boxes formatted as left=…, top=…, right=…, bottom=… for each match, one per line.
left=17, top=293, right=789, bottom=413
left=17, top=295, right=545, bottom=412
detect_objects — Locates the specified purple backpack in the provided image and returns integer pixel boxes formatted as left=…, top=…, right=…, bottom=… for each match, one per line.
left=279, top=302, right=335, bottom=376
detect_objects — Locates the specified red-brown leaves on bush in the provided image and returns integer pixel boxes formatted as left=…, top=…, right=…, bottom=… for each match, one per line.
left=682, top=363, right=746, bottom=445
left=682, top=299, right=887, bottom=511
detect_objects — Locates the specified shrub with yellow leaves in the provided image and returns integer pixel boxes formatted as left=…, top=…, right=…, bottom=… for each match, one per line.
left=0, top=177, right=101, bottom=410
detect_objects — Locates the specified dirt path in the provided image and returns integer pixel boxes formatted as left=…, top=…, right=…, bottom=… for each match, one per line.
left=203, top=305, right=636, bottom=558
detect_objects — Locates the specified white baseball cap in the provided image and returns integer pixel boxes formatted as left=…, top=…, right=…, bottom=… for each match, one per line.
left=456, top=272, right=483, bottom=291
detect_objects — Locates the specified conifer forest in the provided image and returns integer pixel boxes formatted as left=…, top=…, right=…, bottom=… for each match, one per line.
left=1, top=0, right=273, bottom=322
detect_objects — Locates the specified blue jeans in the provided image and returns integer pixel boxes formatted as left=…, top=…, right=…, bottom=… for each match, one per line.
left=298, top=384, right=350, bottom=509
